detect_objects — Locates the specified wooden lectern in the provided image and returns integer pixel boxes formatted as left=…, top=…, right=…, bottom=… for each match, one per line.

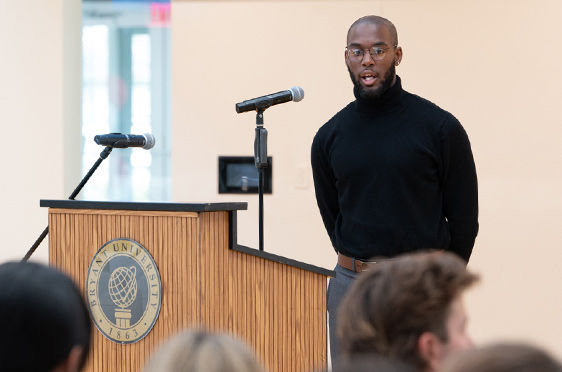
left=41, top=200, right=333, bottom=372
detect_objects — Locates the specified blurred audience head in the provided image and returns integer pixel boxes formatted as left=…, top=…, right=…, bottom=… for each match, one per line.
left=142, top=329, right=266, bottom=372
left=338, top=251, right=479, bottom=371
left=332, top=354, right=417, bottom=372
left=0, top=261, right=91, bottom=372
left=440, top=342, right=562, bottom=372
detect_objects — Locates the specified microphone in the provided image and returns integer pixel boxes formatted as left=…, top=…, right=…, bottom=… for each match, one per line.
left=235, top=86, right=304, bottom=113
left=94, top=133, right=155, bottom=150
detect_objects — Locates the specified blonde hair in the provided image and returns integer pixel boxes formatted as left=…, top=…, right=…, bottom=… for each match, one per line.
left=143, top=330, right=266, bottom=372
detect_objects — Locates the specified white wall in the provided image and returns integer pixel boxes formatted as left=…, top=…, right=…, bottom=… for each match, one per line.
left=0, top=0, right=81, bottom=263
left=171, top=0, right=562, bottom=357
left=1, top=0, right=561, bottom=361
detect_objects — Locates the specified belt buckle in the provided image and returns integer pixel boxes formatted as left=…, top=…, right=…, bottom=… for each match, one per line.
left=354, top=259, right=376, bottom=272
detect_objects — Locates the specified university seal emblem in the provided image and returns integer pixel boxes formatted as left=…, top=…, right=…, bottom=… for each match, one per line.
left=86, top=238, right=162, bottom=344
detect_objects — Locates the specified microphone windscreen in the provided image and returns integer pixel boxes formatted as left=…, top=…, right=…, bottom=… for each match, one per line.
left=143, top=133, right=156, bottom=150
left=290, top=86, right=305, bottom=102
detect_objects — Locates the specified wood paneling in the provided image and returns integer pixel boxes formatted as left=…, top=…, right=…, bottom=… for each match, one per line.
left=48, top=207, right=327, bottom=372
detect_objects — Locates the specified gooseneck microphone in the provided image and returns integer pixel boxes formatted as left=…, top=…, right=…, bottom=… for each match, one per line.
left=94, top=133, right=155, bottom=150
left=235, top=86, right=304, bottom=113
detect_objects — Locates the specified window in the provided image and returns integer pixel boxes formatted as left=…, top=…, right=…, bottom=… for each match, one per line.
left=82, top=0, right=171, bottom=201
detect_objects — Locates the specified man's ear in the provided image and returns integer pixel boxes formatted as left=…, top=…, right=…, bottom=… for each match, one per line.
left=395, top=46, right=403, bottom=66
left=51, top=346, right=84, bottom=372
left=417, top=332, right=442, bottom=372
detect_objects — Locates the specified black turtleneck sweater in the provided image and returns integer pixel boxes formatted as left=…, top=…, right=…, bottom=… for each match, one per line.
left=311, top=76, right=478, bottom=262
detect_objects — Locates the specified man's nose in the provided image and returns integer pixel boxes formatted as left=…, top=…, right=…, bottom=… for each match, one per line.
left=361, top=51, right=375, bottom=66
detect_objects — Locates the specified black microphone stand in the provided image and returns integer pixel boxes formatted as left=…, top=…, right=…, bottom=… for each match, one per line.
left=254, top=109, right=268, bottom=251
left=22, top=146, right=113, bottom=261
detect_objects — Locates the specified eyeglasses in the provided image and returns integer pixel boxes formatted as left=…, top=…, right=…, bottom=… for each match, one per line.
left=345, top=45, right=397, bottom=62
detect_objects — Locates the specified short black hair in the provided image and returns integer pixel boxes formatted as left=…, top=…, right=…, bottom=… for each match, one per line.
left=0, top=261, right=91, bottom=372
left=347, top=15, right=399, bottom=46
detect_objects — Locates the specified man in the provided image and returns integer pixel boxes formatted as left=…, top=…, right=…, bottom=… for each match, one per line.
left=337, top=252, right=479, bottom=372
left=0, top=261, right=91, bottom=372
left=310, top=15, right=478, bottom=359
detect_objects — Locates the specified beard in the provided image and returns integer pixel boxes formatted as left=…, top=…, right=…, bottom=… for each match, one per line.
left=348, top=60, right=396, bottom=102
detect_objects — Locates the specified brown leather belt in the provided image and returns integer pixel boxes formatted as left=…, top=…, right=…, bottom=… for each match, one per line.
left=338, top=252, right=385, bottom=272
left=338, top=250, right=443, bottom=272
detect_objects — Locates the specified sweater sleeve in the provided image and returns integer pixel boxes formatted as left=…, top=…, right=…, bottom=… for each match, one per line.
left=311, top=132, right=340, bottom=251
left=441, top=117, right=479, bottom=262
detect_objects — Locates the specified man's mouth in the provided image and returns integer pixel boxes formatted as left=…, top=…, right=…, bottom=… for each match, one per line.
left=360, top=71, right=377, bottom=86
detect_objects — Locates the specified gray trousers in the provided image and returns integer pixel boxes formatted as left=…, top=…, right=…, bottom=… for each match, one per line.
left=327, top=264, right=359, bottom=364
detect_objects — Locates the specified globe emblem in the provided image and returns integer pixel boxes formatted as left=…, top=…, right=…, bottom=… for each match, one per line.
left=108, top=266, right=138, bottom=327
